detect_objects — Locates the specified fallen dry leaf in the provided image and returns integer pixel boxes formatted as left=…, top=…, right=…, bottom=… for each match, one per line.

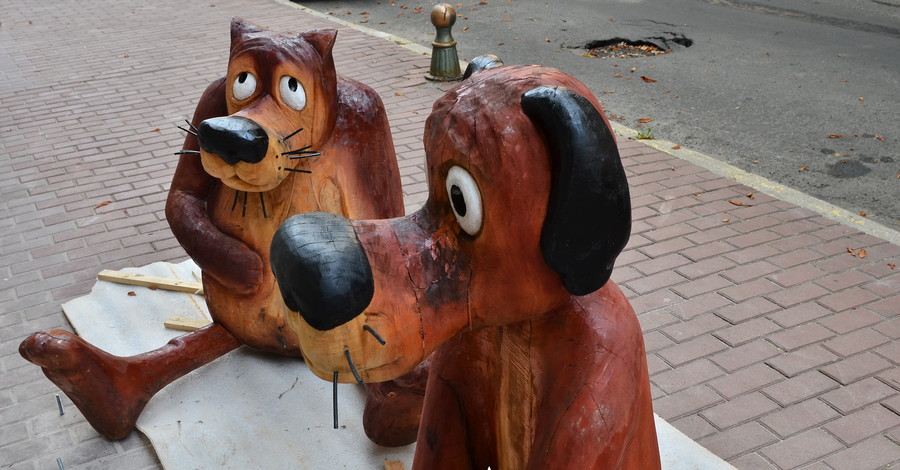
left=638, top=118, right=653, bottom=123
left=874, top=135, right=885, bottom=142
left=828, top=134, right=843, bottom=139
left=394, top=92, right=403, bottom=96
left=614, top=74, right=624, bottom=78
left=602, top=90, right=615, bottom=94
left=641, top=76, right=657, bottom=83
left=498, top=42, right=505, bottom=46
left=728, top=199, right=753, bottom=207
left=889, top=263, right=896, bottom=270
left=609, top=115, right=624, bottom=120
left=630, top=66, right=637, bottom=73
left=94, top=200, right=112, bottom=209
left=503, top=17, right=511, bottom=22
left=127, top=291, right=137, bottom=297
left=847, top=247, right=868, bottom=258
left=672, top=145, right=682, bottom=150
left=799, top=165, right=809, bottom=171
left=722, top=218, right=730, bottom=223
left=747, top=193, right=755, bottom=199
left=462, top=26, right=469, bottom=31
left=150, top=128, right=161, bottom=132
left=859, top=211, right=867, bottom=217
left=859, top=97, right=865, bottom=103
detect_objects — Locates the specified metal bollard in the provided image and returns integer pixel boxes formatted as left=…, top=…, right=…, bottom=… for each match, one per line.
left=425, top=3, right=462, bottom=81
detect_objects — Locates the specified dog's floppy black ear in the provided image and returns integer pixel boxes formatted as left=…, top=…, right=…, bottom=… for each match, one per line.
left=521, top=86, right=631, bottom=296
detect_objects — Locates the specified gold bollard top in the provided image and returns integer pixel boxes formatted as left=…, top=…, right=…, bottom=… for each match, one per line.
left=431, top=3, right=457, bottom=28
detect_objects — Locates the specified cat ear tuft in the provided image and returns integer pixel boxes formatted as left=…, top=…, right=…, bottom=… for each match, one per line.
left=230, top=17, right=263, bottom=44
left=300, top=29, right=338, bottom=58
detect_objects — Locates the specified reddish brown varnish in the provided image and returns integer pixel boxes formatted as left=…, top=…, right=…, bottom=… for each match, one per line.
left=283, top=65, right=661, bottom=469
left=19, top=18, right=422, bottom=444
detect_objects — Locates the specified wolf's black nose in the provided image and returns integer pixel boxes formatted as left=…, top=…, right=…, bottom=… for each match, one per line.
left=270, top=212, right=375, bottom=331
left=198, top=116, right=268, bottom=165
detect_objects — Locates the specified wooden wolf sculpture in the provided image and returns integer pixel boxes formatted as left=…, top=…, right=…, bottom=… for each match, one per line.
left=270, top=64, right=661, bottom=469
left=19, top=18, right=423, bottom=446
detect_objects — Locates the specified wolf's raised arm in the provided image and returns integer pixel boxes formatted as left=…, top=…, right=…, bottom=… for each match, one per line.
left=166, top=77, right=263, bottom=294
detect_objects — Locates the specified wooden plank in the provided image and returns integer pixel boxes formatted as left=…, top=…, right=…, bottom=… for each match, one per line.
left=98, top=270, right=204, bottom=295
left=164, top=316, right=212, bottom=332
left=383, top=461, right=406, bottom=470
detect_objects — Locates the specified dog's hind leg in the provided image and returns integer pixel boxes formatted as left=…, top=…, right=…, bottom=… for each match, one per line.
left=19, top=323, right=240, bottom=440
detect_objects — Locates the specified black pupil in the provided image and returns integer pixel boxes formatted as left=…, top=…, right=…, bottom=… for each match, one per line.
left=237, top=72, right=247, bottom=83
left=288, top=78, right=298, bottom=92
left=450, top=185, right=467, bottom=217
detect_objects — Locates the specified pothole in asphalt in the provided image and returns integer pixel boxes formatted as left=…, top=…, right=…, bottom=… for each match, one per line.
left=578, top=33, right=693, bottom=59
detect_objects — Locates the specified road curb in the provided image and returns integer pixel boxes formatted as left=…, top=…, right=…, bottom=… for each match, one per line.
left=282, top=0, right=899, bottom=247
left=611, top=123, right=900, bottom=246
left=274, top=0, right=433, bottom=56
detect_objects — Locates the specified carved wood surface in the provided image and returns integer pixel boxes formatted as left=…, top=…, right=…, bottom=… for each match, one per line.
left=272, top=64, right=661, bottom=469
left=19, top=19, right=420, bottom=445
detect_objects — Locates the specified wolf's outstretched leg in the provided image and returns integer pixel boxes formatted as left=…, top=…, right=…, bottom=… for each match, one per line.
left=19, top=323, right=240, bottom=439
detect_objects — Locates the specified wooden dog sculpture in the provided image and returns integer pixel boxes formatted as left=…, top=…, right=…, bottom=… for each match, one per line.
left=19, top=18, right=423, bottom=446
left=270, top=64, right=661, bottom=469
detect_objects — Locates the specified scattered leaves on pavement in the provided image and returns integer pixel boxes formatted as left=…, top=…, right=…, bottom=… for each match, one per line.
left=828, top=134, right=843, bottom=139
left=728, top=199, right=753, bottom=207
left=847, top=247, right=868, bottom=258
left=799, top=165, right=809, bottom=171
left=608, top=115, right=624, bottom=120
left=859, top=211, right=867, bottom=217
left=641, top=76, right=657, bottom=83
left=127, top=291, right=137, bottom=297
left=672, top=145, right=681, bottom=150
left=638, top=118, right=653, bottom=123
left=889, top=263, right=896, bottom=270
left=94, top=201, right=112, bottom=209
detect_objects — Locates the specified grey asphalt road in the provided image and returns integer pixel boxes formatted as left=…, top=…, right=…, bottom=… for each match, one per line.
left=297, top=0, right=899, bottom=232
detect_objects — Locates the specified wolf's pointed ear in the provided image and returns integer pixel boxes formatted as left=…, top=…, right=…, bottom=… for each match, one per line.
left=300, top=29, right=338, bottom=58
left=521, top=86, right=631, bottom=296
left=230, top=17, right=263, bottom=44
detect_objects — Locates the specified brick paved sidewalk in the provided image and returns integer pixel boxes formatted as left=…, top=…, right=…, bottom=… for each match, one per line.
left=1, top=0, right=898, bottom=469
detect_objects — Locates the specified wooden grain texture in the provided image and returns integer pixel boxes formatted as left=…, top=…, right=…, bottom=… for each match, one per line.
left=164, top=317, right=213, bottom=332
left=97, top=270, right=204, bottom=295
left=18, top=18, right=423, bottom=445
left=273, top=64, right=660, bottom=469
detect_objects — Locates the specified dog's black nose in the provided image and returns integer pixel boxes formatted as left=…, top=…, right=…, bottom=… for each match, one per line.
left=197, top=116, right=268, bottom=165
left=270, top=212, right=375, bottom=331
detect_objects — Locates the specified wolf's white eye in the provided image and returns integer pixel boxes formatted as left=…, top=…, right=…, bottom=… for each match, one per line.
left=232, top=72, right=257, bottom=101
left=445, top=166, right=483, bottom=236
left=279, top=76, right=307, bottom=111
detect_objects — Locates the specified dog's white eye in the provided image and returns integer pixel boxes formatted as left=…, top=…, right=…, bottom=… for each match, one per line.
left=445, top=166, right=483, bottom=236
left=279, top=76, right=307, bottom=111
left=232, top=72, right=257, bottom=101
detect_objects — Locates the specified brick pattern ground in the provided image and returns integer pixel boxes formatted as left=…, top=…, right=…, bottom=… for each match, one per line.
left=0, top=0, right=898, bottom=469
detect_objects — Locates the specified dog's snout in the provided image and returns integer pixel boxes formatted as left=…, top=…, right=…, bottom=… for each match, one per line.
left=197, top=116, right=269, bottom=165
left=271, top=212, right=374, bottom=331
